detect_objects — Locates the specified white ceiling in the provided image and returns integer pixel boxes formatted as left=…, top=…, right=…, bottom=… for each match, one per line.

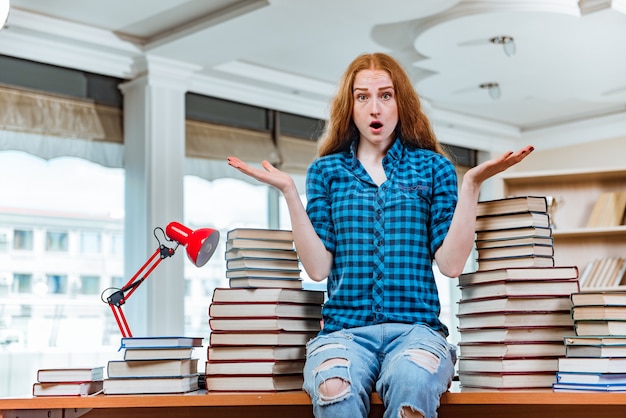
left=2, top=0, right=626, bottom=151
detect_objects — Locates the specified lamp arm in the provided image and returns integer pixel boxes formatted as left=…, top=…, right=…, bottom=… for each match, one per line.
left=105, top=244, right=176, bottom=337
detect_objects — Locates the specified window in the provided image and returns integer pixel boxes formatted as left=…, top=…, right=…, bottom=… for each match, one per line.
left=80, top=231, right=101, bottom=254
left=46, top=231, right=69, bottom=252
left=79, top=275, right=100, bottom=295
left=46, top=274, right=68, bottom=294
left=110, top=233, right=123, bottom=256
left=12, top=273, right=32, bottom=293
left=13, top=229, right=33, bottom=250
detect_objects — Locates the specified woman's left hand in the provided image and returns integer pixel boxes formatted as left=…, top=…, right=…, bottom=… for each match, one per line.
left=464, top=145, right=534, bottom=185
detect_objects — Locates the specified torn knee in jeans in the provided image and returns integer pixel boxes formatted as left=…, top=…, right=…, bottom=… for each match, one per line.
left=404, top=348, right=441, bottom=374
left=315, top=358, right=351, bottom=402
left=400, top=404, right=424, bottom=418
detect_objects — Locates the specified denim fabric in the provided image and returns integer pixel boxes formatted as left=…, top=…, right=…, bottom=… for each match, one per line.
left=303, top=323, right=457, bottom=418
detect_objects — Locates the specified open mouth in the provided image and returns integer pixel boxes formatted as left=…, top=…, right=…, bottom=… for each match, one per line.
left=370, top=121, right=383, bottom=129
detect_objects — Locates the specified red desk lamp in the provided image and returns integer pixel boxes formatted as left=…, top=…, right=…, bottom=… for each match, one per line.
left=102, top=222, right=220, bottom=337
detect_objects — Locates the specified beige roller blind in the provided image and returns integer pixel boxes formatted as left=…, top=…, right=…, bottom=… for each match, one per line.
left=186, top=119, right=280, bottom=164
left=0, top=85, right=122, bottom=143
left=276, top=135, right=318, bottom=174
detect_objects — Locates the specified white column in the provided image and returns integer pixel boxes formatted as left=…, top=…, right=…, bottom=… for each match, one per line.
left=120, top=56, right=200, bottom=337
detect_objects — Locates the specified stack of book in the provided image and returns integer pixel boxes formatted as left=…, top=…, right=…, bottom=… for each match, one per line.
left=474, top=196, right=554, bottom=271
left=103, top=336, right=203, bottom=395
left=457, top=196, right=580, bottom=389
left=33, top=366, right=104, bottom=396
left=554, top=291, right=626, bottom=392
left=225, top=228, right=303, bottom=289
left=206, top=286, right=325, bottom=391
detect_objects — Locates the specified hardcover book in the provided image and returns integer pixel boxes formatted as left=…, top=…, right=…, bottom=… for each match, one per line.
left=459, top=279, right=580, bottom=300
left=106, top=358, right=199, bottom=378
left=209, top=317, right=322, bottom=332
left=205, top=359, right=305, bottom=376
left=458, top=326, right=574, bottom=343
left=475, top=226, right=552, bottom=241
left=103, top=374, right=199, bottom=394
left=457, top=295, right=572, bottom=315
left=226, top=228, right=294, bottom=241
left=225, top=247, right=299, bottom=261
left=458, top=371, right=557, bottom=389
left=123, top=347, right=196, bottom=361
left=458, top=341, right=566, bottom=358
left=476, top=196, right=548, bottom=217
left=211, top=287, right=325, bottom=305
left=574, top=319, right=626, bottom=336
left=226, top=238, right=295, bottom=251
left=119, top=336, right=203, bottom=349
left=458, top=357, right=559, bottom=373
left=225, top=269, right=301, bottom=279
left=33, top=380, right=104, bottom=397
left=558, top=357, right=626, bottom=373
left=208, top=331, right=318, bottom=347
left=228, top=277, right=303, bottom=289
left=458, top=266, right=579, bottom=286
left=476, top=254, right=555, bottom=271
left=474, top=211, right=550, bottom=231
left=226, top=257, right=301, bottom=271
left=456, top=311, right=574, bottom=329
left=207, top=345, right=306, bottom=361
left=208, top=302, right=322, bottom=319
left=476, top=243, right=554, bottom=260
left=36, top=366, right=104, bottom=383
left=475, top=235, right=554, bottom=250
left=205, top=374, right=304, bottom=392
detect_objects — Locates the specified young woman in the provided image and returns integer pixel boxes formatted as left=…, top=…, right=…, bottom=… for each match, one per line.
left=228, top=52, right=533, bottom=418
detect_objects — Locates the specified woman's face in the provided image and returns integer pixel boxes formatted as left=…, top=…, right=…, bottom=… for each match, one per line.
left=352, top=69, right=398, bottom=148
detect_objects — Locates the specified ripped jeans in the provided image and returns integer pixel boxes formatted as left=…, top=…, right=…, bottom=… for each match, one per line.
left=302, top=323, right=456, bottom=418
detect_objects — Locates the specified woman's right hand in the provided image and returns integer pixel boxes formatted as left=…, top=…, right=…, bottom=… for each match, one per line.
left=227, top=157, right=295, bottom=194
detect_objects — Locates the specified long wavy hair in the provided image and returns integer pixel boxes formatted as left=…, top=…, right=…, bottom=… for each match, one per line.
left=317, top=52, right=447, bottom=158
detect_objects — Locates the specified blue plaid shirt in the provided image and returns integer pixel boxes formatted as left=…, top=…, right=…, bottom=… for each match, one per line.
left=306, top=138, right=457, bottom=336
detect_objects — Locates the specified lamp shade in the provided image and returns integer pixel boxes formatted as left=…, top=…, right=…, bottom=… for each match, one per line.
left=165, top=222, right=220, bottom=267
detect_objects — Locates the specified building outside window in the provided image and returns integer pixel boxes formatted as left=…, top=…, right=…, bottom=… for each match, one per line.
left=13, top=230, right=33, bottom=251
left=46, top=231, right=68, bottom=252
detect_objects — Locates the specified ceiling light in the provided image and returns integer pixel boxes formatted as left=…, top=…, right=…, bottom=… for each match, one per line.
left=480, top=82, right=501, bottom=99
left=490, top=35, right=516, bottom=57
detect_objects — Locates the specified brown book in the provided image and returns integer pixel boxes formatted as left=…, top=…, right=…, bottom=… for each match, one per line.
left=572, top=305, right=626, bottom=321
left=226, top=269, right=301, bottom=279
left=586, top=191, right=626, bottom=228
left=205, top=374, right=303, bottom=392
left=227, top=228, right=294, bottom=241
left=475, top=235, right=553, bottom=250
left=107, top=358, right=199, bottom=378
left=477, top=255, right=554, bottom=271
left=208, top=302, right=322, bottom=319
left=477, top=196, right=548, bottom=217
left=459, top=279, right=579, bottom=301
left=571, top=291, right=626, bottom=306
left=458, top=326, right=574, bottom=343
left=36, top=366, right=104, bottom=383
left=228, top=277, right=303, bottom=289
left=33, top=380, right=104, bottom=397
left=212, top=287, right=325, bottom=305
left=458, top=341, right=566, bottom=358
left=459, top=266, right=579, bottom=286
left=103, top=375, right=199, bottom=394
left=458, top=371, right=557, bottom=389
left=458, top=357, right=559, bottom=373
left=205, top=359, right=305, bottom=376
left=209, top=317, right=322, bottom=332
left=226, top=257, right=300, bottom=271
left=575, top=320, right=626, bottom=336
left=209, top=331, right=318, bottom=347
left=208, top=345, right=306, bottom=362
left=457, top=311, right=574, bottom=329
left=475, top=226, right=552, bottom=241
left=475, top=211, right=550, bottom=231
left=225, top=247, right=299, bottom=261
left=458, top=296, right=572, bottom=315
left=476, top=243, right=554, bottom=260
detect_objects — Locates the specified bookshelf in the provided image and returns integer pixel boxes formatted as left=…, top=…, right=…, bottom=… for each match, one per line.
left=501, top=167, right=626, bottom=273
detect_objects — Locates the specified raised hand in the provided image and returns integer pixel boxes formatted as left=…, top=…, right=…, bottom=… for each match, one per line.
left=464, top=145, right=534, bottom=185
left=227, top=157, right=296, bottom=194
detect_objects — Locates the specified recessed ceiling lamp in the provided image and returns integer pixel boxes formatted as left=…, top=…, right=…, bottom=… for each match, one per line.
left=479, top=82, right=501, bottom=99
left=490, top=35, right=516, bottom=57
